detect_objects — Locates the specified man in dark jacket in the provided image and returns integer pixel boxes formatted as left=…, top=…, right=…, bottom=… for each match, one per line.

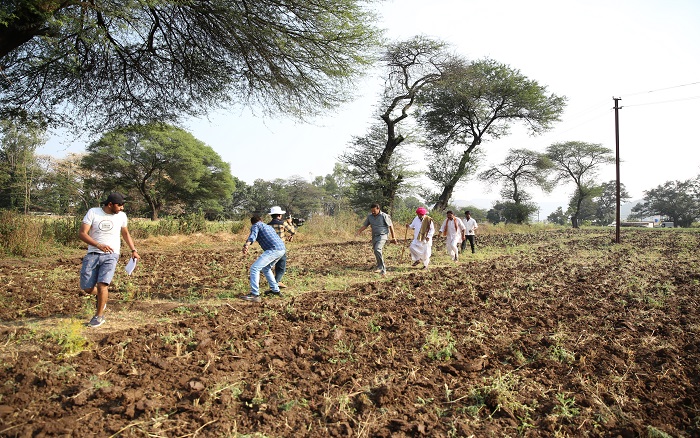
left=268, top=206, right=296, bottom=289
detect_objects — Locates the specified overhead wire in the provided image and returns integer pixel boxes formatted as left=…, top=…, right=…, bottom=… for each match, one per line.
left=622, top=95, right=700, bottom=107
left=619, top=81, right=700, bottom=98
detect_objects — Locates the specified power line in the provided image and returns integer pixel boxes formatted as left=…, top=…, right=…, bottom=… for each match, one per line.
left=623, top=95, right=700, bottom=107
left=621, top=81, right=700, bottom=98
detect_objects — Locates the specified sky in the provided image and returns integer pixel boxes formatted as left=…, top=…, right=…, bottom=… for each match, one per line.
left=41, top=0, right=700, bottom=218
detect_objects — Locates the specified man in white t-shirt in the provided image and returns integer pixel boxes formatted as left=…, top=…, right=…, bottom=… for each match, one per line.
left=461, top=210, right=478, bottom=254
left=78, top=192, right=140, bottom=328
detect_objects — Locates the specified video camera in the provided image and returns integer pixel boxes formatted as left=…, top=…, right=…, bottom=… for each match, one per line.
left=289, top=216, right=306, bottom=227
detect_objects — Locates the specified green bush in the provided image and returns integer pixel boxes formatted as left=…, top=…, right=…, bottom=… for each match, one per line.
left=0, top=211, right=45, bottom=256
left=45, top=216, right=82, bottom=246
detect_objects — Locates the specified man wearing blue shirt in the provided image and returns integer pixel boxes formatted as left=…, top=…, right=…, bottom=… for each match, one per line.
left=241, top=215, right=286, bottom=302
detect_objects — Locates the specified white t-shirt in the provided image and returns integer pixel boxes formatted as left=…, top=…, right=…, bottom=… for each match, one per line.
left=463, top=217, right=478, bottom=235
left=82, top=207, right=128, bottom=253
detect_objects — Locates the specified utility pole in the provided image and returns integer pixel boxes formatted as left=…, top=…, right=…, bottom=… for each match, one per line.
left=613, top=97, right=622, bottom=244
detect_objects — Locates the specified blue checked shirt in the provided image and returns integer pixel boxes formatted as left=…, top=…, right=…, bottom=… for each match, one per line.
left=246, top=221, right=286, bottom=251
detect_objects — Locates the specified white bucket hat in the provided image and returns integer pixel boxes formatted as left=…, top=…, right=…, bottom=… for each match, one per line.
left=269, top=206, right=286, bottom=215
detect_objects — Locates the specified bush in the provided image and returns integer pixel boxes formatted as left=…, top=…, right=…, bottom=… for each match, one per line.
left=0, top=211, right=45, bottom=256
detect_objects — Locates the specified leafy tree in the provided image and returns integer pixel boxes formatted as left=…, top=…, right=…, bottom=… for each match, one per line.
left=275, top=176, right=323, bottom=219
left=478, top=148, right=552, bottom=224
left=632, top=178, right=700, bottom=227
left=487, top=202, right=506, bottom=225
left=505, top=201, right=539, bottom=224
left=0, top=1, right=380, bottom=130
left=0, top=118, right=47, bottom=212
left=417, top=58, right=566, bottom=211
left=312, top=165, right=353, bottom=216
left=31, top=153, right=86, bottom=214
left=593, top=180, right=631, bottom=225
left=567, top=191, right=600, bottom=225
left=479, top=149, right=552, bottom=203
left=485, top=200, right=536, bottom=224
left=371, top=36, right=455, bottom=211
left=242, top=176, right=324, bottom=219
left=547, top=206, right=568, bottom=225
left=546, top=141, right=615, bottom=228
left=223, top=176, right=254, bottom=219
left=422, top=148, right=483, bottom=208
left=245, top=179, right=278, bottom=217
left=339, top=123, right=417, bottom=213
left=81, top=124, right=235, bottom=220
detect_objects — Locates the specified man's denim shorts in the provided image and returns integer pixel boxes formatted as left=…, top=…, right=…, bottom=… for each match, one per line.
left=80, top=252, right=120, bottom=290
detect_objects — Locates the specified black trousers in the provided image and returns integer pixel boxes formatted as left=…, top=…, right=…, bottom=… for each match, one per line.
left=461, top=235, right=475, bottom=253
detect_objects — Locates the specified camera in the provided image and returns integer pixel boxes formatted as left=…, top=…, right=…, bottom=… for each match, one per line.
left=290, top=217, right=306, bottom=227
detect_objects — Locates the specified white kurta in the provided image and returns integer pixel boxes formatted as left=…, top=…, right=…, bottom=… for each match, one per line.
left=408, top=216, right=435, bottom=267
left=440, top=217, right=466, bottom=260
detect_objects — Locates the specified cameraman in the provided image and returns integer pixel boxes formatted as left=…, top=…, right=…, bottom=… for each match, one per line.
left=268, top=206, right=297, bottom=290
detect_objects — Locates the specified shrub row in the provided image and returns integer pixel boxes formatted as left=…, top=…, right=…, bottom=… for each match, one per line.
left=0, top=211, right=246, bottom=257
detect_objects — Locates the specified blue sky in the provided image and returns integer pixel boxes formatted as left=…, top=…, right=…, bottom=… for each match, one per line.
left=42, top=0, right=700, bottom=216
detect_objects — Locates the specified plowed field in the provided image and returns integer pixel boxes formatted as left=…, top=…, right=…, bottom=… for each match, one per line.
left=0, top=228, right=698, bottom=437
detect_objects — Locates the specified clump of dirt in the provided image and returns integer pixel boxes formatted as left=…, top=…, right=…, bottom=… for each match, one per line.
left=0, top=229, right=698, bottom=437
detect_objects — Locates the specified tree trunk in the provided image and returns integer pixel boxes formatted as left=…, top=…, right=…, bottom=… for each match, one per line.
left=377, top=116, right=405, bottom=211
left=432, top=141, right=479, bottom=212
left=0, top=1, right=66, bottom=60
left=570, top=214, right=579, bottom=229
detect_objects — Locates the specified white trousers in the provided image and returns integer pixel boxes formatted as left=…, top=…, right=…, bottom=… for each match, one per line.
left=409, top=239, right=432, bottom=267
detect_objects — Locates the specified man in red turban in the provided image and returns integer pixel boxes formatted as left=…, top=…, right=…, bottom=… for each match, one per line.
left=406, top=207, right=435, bottom=268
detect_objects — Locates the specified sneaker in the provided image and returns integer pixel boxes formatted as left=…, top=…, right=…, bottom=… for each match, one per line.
left=263, top=290, right=283, bottom=297
left=373, top=268, right=383, bottom=273
left=240, top=293, right=261, bottom=303
left=277, top=282, right=287, bottom=289
left=412, top=261, right=421, bottom=267
left=88, top=315, right=105, bottom=328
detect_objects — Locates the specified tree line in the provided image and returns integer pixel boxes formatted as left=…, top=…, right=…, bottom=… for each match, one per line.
left=1, top=1, right=698, bottom=227
left=1, top=117, right=698, bottom=227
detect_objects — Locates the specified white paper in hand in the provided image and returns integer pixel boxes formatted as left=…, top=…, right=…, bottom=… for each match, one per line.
left=125, top=257, right=138, bottom=275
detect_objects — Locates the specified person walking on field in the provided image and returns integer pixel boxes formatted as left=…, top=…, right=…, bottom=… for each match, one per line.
left=267, top=206, right=296, bottom=289
left=241, top=215, right=286, bottom=302
left=407, top=207, right=435, bottom=269
left=78, top=192, right=140, bottom=328
left=356, top=203, right=397, bottom=276
left=461, top=210, right=479, bottom=254
left=439, top=210, right=466, bottom=262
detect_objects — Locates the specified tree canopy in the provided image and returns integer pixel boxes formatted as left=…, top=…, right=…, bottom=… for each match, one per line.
left=81, top=124, right=235, bottom=220
left=0, top=118, right=47, bottom=212
left=479, top=148, right=552, bottom=203
left=0, top=0, right=380, bottom=130
left=545, top=141, right=615, bottom=228
left=632, top=178, right=700, bottom=227
left=417, top=58, right=566, bottom=211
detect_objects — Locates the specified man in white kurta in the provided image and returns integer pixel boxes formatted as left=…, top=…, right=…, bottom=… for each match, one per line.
left=407, top=207, right=435, bottom=268
left=439, top=210, right=466, bottom=262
